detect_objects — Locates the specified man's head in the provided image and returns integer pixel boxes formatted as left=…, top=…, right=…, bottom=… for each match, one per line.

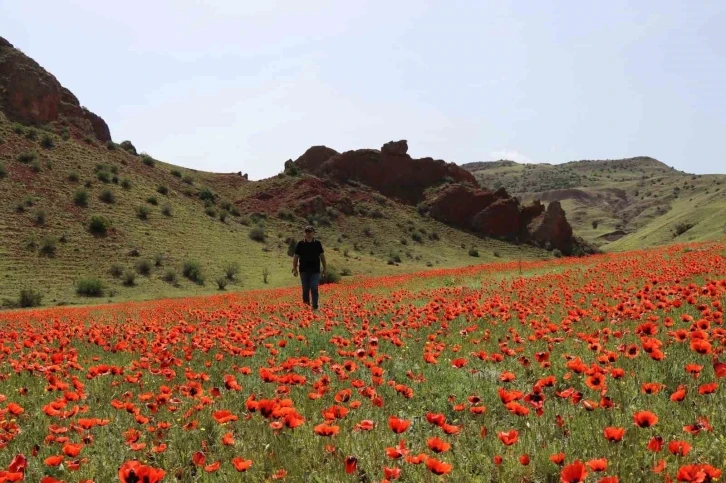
left=304, top=225, right=315, bottom=241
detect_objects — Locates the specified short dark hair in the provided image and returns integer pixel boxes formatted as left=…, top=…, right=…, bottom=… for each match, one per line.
left=304, top=225, right=315, bottom=233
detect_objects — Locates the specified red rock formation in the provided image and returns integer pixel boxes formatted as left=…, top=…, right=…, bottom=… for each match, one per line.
left=294, top=146, right=339, bottom=173
left=528, top=201, right=573, bottom=251
left=427, top=184, right=496, bottom=227
left=0, top=36, right=111, bottom=141
left=295, top=141, right=477, bottom=204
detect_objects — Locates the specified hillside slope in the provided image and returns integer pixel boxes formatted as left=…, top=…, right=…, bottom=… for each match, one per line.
left=464, top=157, right=726, bottom=250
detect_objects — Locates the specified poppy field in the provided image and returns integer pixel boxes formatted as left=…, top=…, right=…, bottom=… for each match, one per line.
left=1, top=243, right=725, bottom=482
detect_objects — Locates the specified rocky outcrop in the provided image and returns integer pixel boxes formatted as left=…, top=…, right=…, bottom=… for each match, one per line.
left=0, top=36, right=111, bottom=141
left=295, top=141, right=477, bottom=204
left=426, top=183, right=575, bottom=251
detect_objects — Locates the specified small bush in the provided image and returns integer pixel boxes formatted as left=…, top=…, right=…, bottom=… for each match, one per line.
left=182, top=260, right=204, bottom=285
left=417, top=203, right=429, bottom=216
left=162, top=269, right=178, bottom=285
left=122, top=271, right=136, bottom=287
left=674, top=223, right=694, bottom=237
left=17, top=152, right=37, bottom=164
left=224, top=262, right=240, bottom=280
left=183, top=174, right=195, bottom=185
left=110, top=264, right=124, bottom=278
left=199, top=187, right=215, bottom=202
left=88, top=215, right=111, bottom=235
left=18, top=288, right=43, bottom=308
left=249, top=226, right=266, bottom=242
left=468, top=247, right=480, bottom=257
left=76, top=278, right=105, bottom=297
left=161, top=204, right=172, bottom=217
left=429, top=232, right=440, bottom=241
left=74, top=189, right=89, bottom=207
left=121, top=178, right=132, bottom=190
left=96, top=170, right=111, bottom=183
left=30, top=160, right=42, bottom=173
left=154, top=253, right=165, bottom=267
left=39, top=236, right=57, bottom=257
left=68, top=171, right=79, bottom=182
left=216, top=277, right=228, bottom=290
left=135, top=259, right=152, bottom=276
left=171, top=169, right=182, bottom=178
left=40, top=133, right=55, bottom=149
left=33, top=209, right=47, bottom=226
left=157, top=185, right=169, bottom=195
left=0, top=163, right=6, bottom=180
left=278, top=209, right=295, bottom=221
left=99, top=189, right=116, bottom=204
left=321, top=266, right=341, bottom=285
left=25, top=128, right=38, bottom=140
left=141, top=154, right=156, bottom=167
left=341, top=267, right=352, bottom=276
left=592, top=220, right=599, bottom=229
left=230, top=206, right=241, bottom=217
left=146, top=196, right=158, bottom=206
left=493, top=250, right=501, bottom=258
left=411, top=232, right=423, bottom=243
left=136, top=205, right=151, bottom=220
left=12, top=123, right=25, bottom=135
left=262, top=268, right=270, bottom=284
left=106, top=141, right=116, bottom=150
left=219, top=211, right=228, bottom=223
left=553, top=249, right=563, bottom=258
left=205, top=206, right=217, bottom=218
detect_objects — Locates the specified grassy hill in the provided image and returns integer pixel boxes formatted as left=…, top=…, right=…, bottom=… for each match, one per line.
left=463, top=157, right=726, bottom=251
left=0, top=113, right=550, bottom=308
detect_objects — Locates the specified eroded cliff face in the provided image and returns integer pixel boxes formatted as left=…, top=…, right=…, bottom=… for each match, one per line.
left=0, top=36, right=111, bottom=141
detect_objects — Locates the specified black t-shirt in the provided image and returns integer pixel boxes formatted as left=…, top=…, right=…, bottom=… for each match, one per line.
left=295, top=239, right=324, bottom=273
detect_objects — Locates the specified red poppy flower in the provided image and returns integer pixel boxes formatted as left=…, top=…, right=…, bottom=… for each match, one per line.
left=647, top=436, right=664, bottom=452
left=425, top=457, right=453, bottom=475
left=603, top=427, right=625, bottom=442
left=497, top=430, right=519, bottom=446
left=586, top=458, right=608, bottom=472
left=427, top=437, right=451, bottom=453
left=633, top=411, right=658, bottom=428
left=388, top=416, right=410, bottom=434
left=561, top=460, right=588, bottom=483
left=668, top=440, right=692, bottom=456
left=519, top=454, right=530, bottom=466
left=231, top=457, right=253, bottom=472
left=384, top=466, right=401, bottom=479
left=118, top=460, right=165, bottom=483
left=313, top=423, right=339, bottom=437
left=344, top=455, right=357, bottom=474
left=550, top=453, right=566, bottom=465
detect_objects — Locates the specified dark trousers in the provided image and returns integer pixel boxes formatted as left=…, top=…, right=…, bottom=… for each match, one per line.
left=300, top=272, right=320, bottom=309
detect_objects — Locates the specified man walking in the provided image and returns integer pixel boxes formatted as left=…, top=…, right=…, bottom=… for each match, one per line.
left=292, top=225, right=326, bottom=310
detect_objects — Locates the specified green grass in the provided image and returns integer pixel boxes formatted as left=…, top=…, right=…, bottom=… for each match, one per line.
left=0, top=113, right=550, bottom=308
left=464, top=157, right=726, bottom=251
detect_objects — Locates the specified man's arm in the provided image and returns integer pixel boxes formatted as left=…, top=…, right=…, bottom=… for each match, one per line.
left=320, top=253, right=327, bottom=276
left=292, top=254, right=299, bottom=275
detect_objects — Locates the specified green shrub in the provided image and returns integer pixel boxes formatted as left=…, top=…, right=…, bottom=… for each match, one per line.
left=224, top=262, right=240, bottom=280
left=341, top=267, right=352, bottom=276
left=411, top=232, right=423, bottom=243
left=468, top=248, right=479, bottom=257
left=74, top=189, right=89, bottom=207
left=68, top=171, right=79, bottom=182
left=552, top=249, right=563, bottom=258
left=592, top=220, right=599, bottom=229
left=76, top=278, right=105, bottom=297
left=157, top=185, right=169, bottom=196
left=249, top=226, right=266, bottom=242
left=33, top=209, right=47, bottom=226
left=204, top=206, right=217, bottom=218
left=17, top=152, right=37, bottom=164
left=135, top=259, right=152, bottom=276
left=321, top=266, right=341, bottom=284
left=141, top=154, right=155, bottom=167
left=88, top=215, right=111, bottom=235
left=154, top=253, right=165, bottom=267
left=216, top=277, right=228, bottom=290
left=110, top=264, right=124, bottom=278
left=122, top=271, right=136, bottom=287
left=674, top=223, right=694, bottom=237
left=12, top=123, right=25, bottom=135
left=229, top=206, right=241, bottom=217
left=99, top=189, right=116, bottom=204
left=493, top=250, right=501, bottom=258
left=121, top=178, right=132, bottom=190
left=40, top=133, right=55, bottom=149
left=0, top=163, right=6, bottom=180
left=182, top=260, right=204, bottom=285
left=219, top=211, right=228, bottom=223
left=262, top=268, right=270, bottom=284
left=30, top=160, right=42, bottom=173
left=136, top=205, right=151, bottom=220
left=278, top=209, right=295, bottom=221
left=60, top=126, right=70, bottom=140
left=182, top=174, right=195, bottom=185
left=25, top=128, right=38, bottom=140
left=96, top=170, right=111, bottom=183
left=18, top=288, right=43, bottom=308
left=199, top=187, right=215, bottom=202
left=106, top=141, right=116, bottom=150
left=146, top=196, right=158, bottom=206
left=120, top=140, right=137, bottom=154
left=162, top=269, right=178, bottom=285
left=39, top=236, right=57, bottom=257
left=161, top=204, right=172, bottom=217
left=171, top=169, right=182, bottom=178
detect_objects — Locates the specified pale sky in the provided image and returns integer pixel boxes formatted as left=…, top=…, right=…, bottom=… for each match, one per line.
left=2, top=1, right=724, bottom=178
